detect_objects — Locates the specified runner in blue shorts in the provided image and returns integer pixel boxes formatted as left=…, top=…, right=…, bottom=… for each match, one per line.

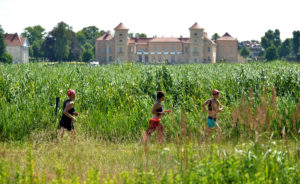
left=200, top=89, right=224, bottom=143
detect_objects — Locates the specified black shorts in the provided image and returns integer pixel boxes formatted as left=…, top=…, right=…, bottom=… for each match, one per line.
left=58, top=121, right=74, bottom=131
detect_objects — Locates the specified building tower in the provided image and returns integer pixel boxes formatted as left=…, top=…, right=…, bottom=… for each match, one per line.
left=189, top=22, right=204, bottom=63
left=114, top=23, right=129, bottom=62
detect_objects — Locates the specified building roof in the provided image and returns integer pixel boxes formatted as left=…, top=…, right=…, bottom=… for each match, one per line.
left=217, top=32, right=237, bottom=41
left=149, top=37, right=181, bottom=43
left=189, top=22, right=204, bottom=30
left=5, top=33, right=26, bottom=46
left=97, top=32, right=113, bottom=41
left=114, top=22, right=129, bottom=30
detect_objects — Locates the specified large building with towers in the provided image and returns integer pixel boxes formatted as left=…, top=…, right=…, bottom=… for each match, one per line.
left=95, top=22, right=239, bottom=63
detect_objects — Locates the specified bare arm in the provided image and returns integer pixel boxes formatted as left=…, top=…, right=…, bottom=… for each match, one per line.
left=63, top=102, right=77, bottom=122
left=212, top=100, right=224, bottom=113
left=201, top=100, right=210, bottom=113
left=151, top=103, right=165, bottom=115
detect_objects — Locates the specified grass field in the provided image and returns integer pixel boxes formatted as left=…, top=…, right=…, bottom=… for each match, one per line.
left=0, top=61, right=299, bottom=183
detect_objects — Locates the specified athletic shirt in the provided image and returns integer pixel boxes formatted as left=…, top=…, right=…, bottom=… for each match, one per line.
left=208, top=99, right=213, bottom=111
left=60, top=99, right=75, bottom=123
left=156, top=101, right=163, bottom=114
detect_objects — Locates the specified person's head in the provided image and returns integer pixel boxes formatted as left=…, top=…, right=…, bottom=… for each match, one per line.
left=212, top=89, right=220, bottom=98
left=67, top=89, right=76, bottom=100
left=157, top=91, right=165, bottom=101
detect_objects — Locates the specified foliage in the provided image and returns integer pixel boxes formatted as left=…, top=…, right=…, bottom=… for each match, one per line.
left=82, top=49, right=93, bottom=62
left=292, top=31, right=300, bottom=57
left=239, top=47, right=250, bottom=58
left=278, top=38, right=292, bottom=58
left=0, top=52, right=13, bottom=64
left=0, top=62, right=299, bottom=141
left=0, top=25, right=5, bottom=57
left=265, top=45, right=279, bottom=61
left=211, top=33, right=220, bottom=40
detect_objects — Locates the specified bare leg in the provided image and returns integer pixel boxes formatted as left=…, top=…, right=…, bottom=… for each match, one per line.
left=69, top=129, right=76, bottom=145
left=200, top=127, right=213, bottom=143
left=57, top=127, right=65, bottom=143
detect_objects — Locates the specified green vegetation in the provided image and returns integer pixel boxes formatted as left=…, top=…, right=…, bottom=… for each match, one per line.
left=0, top=61, right=299, bottom=141
left=0, top=61, right=299, bottom=183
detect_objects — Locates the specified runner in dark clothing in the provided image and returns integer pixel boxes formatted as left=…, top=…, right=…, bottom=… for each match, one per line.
left=57, top=89, right=79, bottom=142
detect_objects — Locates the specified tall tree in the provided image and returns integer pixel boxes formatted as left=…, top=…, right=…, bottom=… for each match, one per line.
left=278, top=38, right=292, bottom=58
left=211, top=33, right=220, bottom=40
left=41, top=35, right=55, bottom=61
left=273, top=29, right=281, bottom=48
left=292, top=31, right=300, bottom=56
left=21, top=25, right=46, bottom=45
left=265, top=45, right=279, bottom=61
left=261, top=30, right=274, bottom=49
left=51, top=22, right=72, bottom=61
left=0, top=25, right=5, bottom=57
left=68, top=31, right=82, bottom=61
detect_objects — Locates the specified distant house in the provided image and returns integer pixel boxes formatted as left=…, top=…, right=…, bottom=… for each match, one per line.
left=5, top=33, right=30, bottom=64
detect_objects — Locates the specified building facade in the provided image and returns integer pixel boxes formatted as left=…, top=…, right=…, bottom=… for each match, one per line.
left=5, top=33, right=30, bottom=64
left=95, top=23, right=239, bottom=64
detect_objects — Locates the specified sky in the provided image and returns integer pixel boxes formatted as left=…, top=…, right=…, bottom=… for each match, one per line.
left=0, top=0, right=299, bottom=41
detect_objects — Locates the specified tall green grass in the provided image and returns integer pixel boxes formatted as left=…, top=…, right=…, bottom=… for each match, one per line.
left=0, top=61, right=299, bottom=141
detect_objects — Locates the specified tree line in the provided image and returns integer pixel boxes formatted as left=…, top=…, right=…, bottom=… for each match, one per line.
left=1, top=22, right=299, bottom=63
left=212, top=30, right=300, bottom=61
left=0, top=22, right=147, bottom=63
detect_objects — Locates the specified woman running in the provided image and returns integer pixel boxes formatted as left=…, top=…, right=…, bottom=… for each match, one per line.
left=145, top=91, right=171, bottom=143
left=200, top=89, right=224, bottom=142
left=57, top=89, right=79, bottom=142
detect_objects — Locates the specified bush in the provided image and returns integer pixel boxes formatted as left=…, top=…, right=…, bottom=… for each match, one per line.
left=0, top=52, right=13, bottom=64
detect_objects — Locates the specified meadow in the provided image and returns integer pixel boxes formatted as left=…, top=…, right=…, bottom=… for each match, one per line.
left=0, top=61, right=299, bottom=183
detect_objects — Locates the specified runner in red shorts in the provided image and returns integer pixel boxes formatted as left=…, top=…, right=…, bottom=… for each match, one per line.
left=146, top=91, right=171, bottom=143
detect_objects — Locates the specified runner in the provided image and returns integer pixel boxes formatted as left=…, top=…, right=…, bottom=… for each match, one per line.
left=142, top=91, right=172, bottom=144
left=57, top=89, right=79, bottom=142
left=200, top=89, right=224, bottom=143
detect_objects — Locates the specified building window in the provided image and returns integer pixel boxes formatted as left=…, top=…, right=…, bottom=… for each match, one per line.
left=154, top=48, right=158, bottom=53
left=194, top=32, right=198, bottom=36
left=173, top=48, right=176, bottom=52
left=104, top=48, right=107, bottom=53
left=98, top=47, right=101, bottom=53
left=194, top=58, right=198, bottom=62
left=185, top=47, right=189, bottom=53
left=119, top=47, right=123, bottom=53
left=119, top=33, right=123, bottom=37
left=163, top=48, right=167, bottom=52
left=194, top=39, right=197, bottom=42
left=208, top=47, right=210, bottom=52
left=109, top=56, right=113, bottom=61
left=193, top=47, right=198, bottom=52
left=221, top=48, right=224, bottom=54
left=230, top=48, right=233, bottom=54
left=120, top=39, right=123, bottom=43
left=208, top=56, right=211, bottom=61
left=109, top=47, right=112, bottom=53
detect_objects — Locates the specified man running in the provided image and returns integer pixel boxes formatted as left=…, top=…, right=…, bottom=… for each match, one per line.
left=200, top=89, right=224, bottom=142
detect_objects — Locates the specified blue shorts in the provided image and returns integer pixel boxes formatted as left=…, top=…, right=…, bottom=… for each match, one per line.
left=207, top=117, right=217, bottom=128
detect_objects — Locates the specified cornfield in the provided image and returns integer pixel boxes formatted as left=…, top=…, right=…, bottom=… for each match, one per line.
left=0, top=61, right=299, bottom=141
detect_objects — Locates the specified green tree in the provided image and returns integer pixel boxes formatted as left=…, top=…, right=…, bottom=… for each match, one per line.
left=41, top=34, right=55, bottom=61
left=211, top=33, right=220, bottom=40
left=82, top=49, right=93, bottom=62
left=278, top=38, right=292, bottom=58
left=0, top=25, right=5, bottom=57
left=239, top=47, right=250, bottom=58
left=68, top=32, right=82, bottom=61
left=21, top=25, right=46, bottom=45
left=0, top=52, right=13, bottom=64
left=292, top=31, right=300, bottom=56
left=261, top=30, right=274, bottom=49
left=265, top=45, right=279, bottom=61
left=273, top=29, right=281, bottom=48
left=51, top=22, right=72, bottom=61
left=135, top=33, right=147, bottom=38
